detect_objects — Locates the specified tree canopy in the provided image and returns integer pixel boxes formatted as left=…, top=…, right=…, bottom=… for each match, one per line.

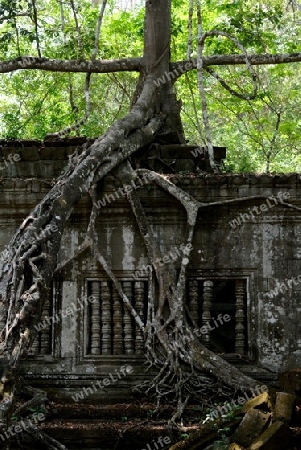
left=0, top=0, right=300, bottom=172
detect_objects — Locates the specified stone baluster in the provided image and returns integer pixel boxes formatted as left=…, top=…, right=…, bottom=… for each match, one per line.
left=90, top=281, right=101, bottom=355
left=123, top=281, right=134, bottom=355
left=189, top=280, right=199, bottom=326
left=40, top=294, right=51, bottom=355
left=235, top=279, right=245, bottom=355
left=101, top=281, right=112, bottom=355
left=134, top=281, right=145, bottom=355
left=201, top=281, right=213, bottom=347
left=113, top=286, right=123, bottom=355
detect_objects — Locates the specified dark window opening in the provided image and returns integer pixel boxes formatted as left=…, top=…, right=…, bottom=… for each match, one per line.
left=187, top=278, right=248, bottom=355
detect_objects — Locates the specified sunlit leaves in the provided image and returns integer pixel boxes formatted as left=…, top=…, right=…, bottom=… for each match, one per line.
left=0, top=0, right=144, bottom=138
left=170, top=0, right=301, bottom=173
left=0, top=0, right=300, bottom=173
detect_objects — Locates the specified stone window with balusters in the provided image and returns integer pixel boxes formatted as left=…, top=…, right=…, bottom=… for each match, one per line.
left=28, top=275, right=248, bottom=359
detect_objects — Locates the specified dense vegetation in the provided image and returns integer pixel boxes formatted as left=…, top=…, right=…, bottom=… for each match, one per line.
left=0, top=0, right=300, bottom=172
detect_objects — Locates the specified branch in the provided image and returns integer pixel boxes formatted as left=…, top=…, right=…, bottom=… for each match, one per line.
left=49, top=0, right=107, bottom=138
left=46, top=73, right=92, bottom=138
left=0, top=57, right=142, bottom=74
left=94, top=244, right=144, bottom=331
left=0, top=52, right=300, bottom=75
left=172, top=52, right=301, bottom=75
left=92, top=0, right=108, bottom=60
left=187, top=0, right=194, bottom=60
left=196, top=2, right=216, bottom=171
left=14, top=385, right=47, bottom=417
left=59, top=0, right=80, bottom=133
left=117, top=162, right=174, bottom=316
left=184, top=73, right=206, bottom=145
left=32, top=0, right=42, bottom=58
left=69, top=0, right=85, bottom=59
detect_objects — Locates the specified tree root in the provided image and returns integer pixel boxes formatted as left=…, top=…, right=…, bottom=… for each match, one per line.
left=24, top=423, right=69, bottom=450
left=14, top=384, right=48, bottom=418
left=122, top=167, right=263, bottom=418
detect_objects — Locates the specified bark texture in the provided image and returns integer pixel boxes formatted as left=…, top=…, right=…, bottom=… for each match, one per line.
left=0, top=52, right=300, bottom=75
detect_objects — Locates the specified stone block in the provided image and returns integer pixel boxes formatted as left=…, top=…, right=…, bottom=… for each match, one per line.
left=248, top=421, right=293, bottom=450
left=255, top=174, right=274, bottom=186
left=40, top=146, right=67, bottom=160
left=194, top=176, right=207, bottom=188
left=279, top=368, right=301, bottom=395
left=238, top=187, right=251, bottom=196
left=65, top=145, right=81, bottom=157
left=228, top=174, right=249, bottom=187
left=19, top=146, right=40, bottom=160
left=31, top=180, right=41, bottom=193
left=1, top=147, right=21, bottom=159
left=274, top=174, right=293, bottom=187
left=2, top=179, right=15, bottom=190
left=248, top=173, right=259, bottom=185
left=274, top=391, right=295, bottom=422
left=231, top=409, right=271, bottom=447
left=14, top=179, right=26, bottom=191
left=15, top=161, right=39, bottom=177
left=38, top=161, right=64, bottom=178
left=241, top=392, right=270, bottom=413
left=286, top=173, right=297, bottom=187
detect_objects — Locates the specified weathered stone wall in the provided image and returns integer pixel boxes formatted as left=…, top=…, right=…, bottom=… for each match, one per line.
left=1, top=139, right=301, bottom=401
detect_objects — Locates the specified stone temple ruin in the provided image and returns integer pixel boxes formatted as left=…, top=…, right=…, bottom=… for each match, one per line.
left=0, top=137, right=301, bottom=404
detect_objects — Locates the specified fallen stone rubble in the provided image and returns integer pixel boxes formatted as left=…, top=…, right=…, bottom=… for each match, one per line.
left=170, top=388, right=301, bottom=450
